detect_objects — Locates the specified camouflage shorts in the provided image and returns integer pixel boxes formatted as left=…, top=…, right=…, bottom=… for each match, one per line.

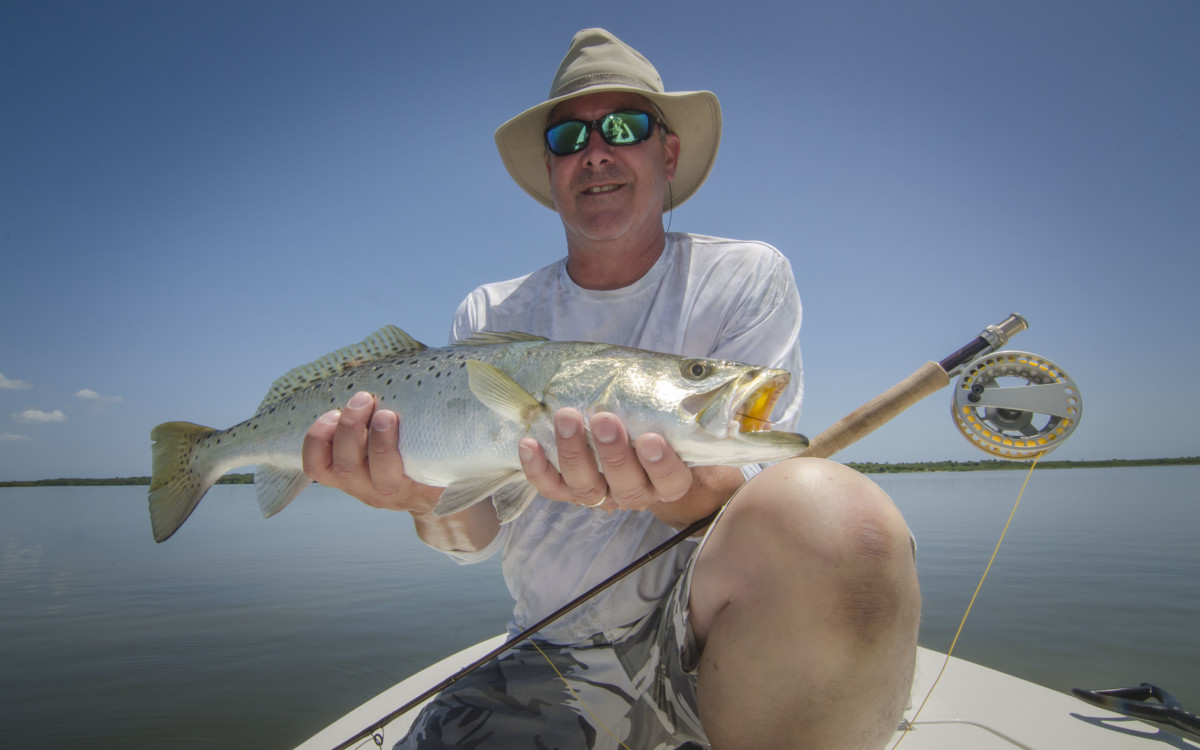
left=393, top=548, right=709, bottom=750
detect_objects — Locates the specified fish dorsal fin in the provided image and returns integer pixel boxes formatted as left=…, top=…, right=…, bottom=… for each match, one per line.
left=258, top=325, right=425, bottom=410
left=458, top=331, right=548, bottom=346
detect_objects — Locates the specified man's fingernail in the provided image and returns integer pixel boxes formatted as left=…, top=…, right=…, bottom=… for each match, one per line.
left=319, top=410, right=341, bottom=424
left=348, top=392, right=372, bottom=408
left=518, top=442, right=534, bottom=463
left=593, top=419, right=618, bottom=444
left=640, top=439, right=663, bottom=462
left=555, top=413, right=577, bottom=439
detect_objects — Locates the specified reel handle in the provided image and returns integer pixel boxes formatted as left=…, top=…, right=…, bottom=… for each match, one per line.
left=939, top=313, right=1029, bottom=375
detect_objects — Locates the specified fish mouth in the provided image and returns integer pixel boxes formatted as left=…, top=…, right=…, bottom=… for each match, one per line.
left=686, top=368, right=791, bottom=437
left=732, top=372, right=789, bottom=433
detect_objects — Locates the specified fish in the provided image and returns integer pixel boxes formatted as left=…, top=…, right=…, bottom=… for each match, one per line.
left=148, top=325, right=808, bottom=542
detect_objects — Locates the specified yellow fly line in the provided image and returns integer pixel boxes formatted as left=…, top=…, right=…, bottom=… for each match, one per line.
left=891, top=451, right=1045, bottom=749
left=529, top=639, right=634, bottom=750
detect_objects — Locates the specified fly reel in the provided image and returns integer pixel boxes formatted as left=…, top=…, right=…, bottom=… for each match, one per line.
left=952, top=351, right=1081, bottom=459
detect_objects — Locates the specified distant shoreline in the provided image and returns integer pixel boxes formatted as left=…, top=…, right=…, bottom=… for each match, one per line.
left=1, top=457, right=1196, bottom=487
left=845, top=456, right=1199, bottom=474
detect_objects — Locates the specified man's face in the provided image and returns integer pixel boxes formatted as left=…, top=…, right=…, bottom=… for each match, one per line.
left=545, top=92, right=680, bottom=245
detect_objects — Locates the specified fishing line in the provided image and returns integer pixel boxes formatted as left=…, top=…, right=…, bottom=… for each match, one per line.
left=529, top=639, right=634, bottom=750
left=890, top=451, right=1044, bottom=749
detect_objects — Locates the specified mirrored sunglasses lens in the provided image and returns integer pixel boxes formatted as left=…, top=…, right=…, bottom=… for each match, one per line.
left=546, top=121, right=588, bottom=155
left=601, top=112, right=652, bottom=145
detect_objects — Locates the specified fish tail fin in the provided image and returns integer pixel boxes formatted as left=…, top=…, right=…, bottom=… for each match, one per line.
left=149, top=421, right=220, bottom=543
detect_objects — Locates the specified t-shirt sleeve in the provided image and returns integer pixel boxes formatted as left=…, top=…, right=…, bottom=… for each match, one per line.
left=438, top=523, right=509, bottom=566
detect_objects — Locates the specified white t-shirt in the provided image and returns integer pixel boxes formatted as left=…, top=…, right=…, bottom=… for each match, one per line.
left=444, top=232, right=804, bottom=643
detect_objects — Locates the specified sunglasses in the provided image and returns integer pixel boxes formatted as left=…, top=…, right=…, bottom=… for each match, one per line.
left=544, top=110, right=662, bottom=156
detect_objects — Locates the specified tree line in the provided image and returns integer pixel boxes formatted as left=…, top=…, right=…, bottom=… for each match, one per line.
left=1, top=458, right=1197, bottom=487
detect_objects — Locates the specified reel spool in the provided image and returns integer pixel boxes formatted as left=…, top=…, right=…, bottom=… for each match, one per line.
left=952, top=351, right=1081, bottom=460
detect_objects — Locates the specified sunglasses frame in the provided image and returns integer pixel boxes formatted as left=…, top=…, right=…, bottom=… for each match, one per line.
left=544, top=110, right=661, bottom=157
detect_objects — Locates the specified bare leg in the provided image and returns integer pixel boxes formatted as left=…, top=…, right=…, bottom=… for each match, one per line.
left=688, top=458, right=920, bottom=749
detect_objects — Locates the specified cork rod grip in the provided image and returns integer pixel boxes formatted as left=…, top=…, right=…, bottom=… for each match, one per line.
left=800, top=361, right=950, bottom=460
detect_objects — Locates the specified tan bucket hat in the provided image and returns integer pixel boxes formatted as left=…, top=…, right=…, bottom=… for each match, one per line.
left=494, top=28, right=722, bottom=212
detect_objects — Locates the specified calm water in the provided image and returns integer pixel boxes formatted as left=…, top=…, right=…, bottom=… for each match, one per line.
left=1, top=467, right=1197, bottom=748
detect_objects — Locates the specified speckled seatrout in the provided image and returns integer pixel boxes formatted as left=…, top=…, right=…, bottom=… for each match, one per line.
left=148, top=325, right=808, bottom=542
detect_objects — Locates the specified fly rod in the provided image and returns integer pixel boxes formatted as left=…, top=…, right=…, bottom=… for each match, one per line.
left=332, top=312, right=1030, bottom=750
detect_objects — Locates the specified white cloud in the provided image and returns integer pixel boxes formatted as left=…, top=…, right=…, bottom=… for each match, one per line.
left=76, top=388, right=123, bottom=403
left=12, top=409, right=67, bottom=424
left=0, top=433, right=31, bottom=441
left=0, top=373, right=32, bottom=390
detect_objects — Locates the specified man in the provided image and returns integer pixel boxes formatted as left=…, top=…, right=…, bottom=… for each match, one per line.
left=303, top=29, right=920, bottom=750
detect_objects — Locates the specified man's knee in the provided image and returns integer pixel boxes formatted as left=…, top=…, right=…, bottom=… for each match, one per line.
left=736, top=458, right=919, bottom=629
left=740, top=458, right=910, bottom=552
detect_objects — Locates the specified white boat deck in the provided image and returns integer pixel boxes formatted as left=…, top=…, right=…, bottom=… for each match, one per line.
left=298, top=637, right=1199, bottom=749
left=897, top=647, right=1197, bottom=748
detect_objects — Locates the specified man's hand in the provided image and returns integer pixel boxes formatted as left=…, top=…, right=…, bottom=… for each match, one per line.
left=518, top=408, right=742, bottom=526
left=302, top=391, right=443, bottom=513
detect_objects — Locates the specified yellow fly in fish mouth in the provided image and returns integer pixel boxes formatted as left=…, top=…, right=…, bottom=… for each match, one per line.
left=735, top=379, right=786, bottom=432
left=685, top=367, right=790, bottom=438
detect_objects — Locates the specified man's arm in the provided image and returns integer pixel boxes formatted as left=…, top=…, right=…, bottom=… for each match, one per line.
left=302, top=391, right=501, bottom=553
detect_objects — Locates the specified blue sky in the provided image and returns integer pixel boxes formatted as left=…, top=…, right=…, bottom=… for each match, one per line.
left=2, top=0, right=1197, bottom=481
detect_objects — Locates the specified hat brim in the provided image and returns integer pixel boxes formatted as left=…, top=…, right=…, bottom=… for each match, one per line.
left=495, top=87, right=721, bottom=212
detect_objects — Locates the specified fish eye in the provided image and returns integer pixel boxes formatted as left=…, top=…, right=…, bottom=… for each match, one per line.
left=681, top=360, right=712, bottom=380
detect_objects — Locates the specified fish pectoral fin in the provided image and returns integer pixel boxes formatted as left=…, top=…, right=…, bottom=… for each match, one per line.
left=465, top=360, right=545, bottom=424
left=492, top=478, right=538, bottom=524
left=255, top=467, right=313, bottom=518
left=435, top=472, right=521, bottom=518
